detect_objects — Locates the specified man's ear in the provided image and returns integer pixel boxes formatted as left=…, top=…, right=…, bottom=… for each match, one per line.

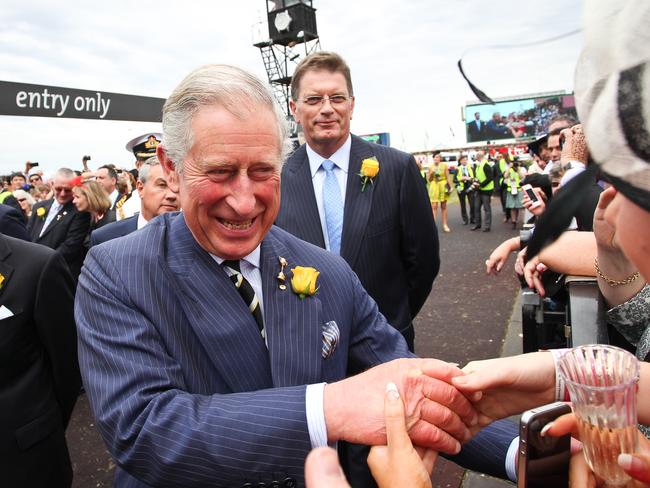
left=289, top=99, right=300, bottom=125
left=157, top=145, right=180, bottom=193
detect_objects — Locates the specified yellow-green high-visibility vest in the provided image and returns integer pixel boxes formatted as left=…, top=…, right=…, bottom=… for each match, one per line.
left=476, top=161, right=494, bottom=192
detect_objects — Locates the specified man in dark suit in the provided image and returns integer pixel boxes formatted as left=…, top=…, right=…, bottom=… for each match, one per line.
left=275, top=51, right=517, bottom=488
left=276, top=51, right=438, bottom=352
left=89, top=158, right=179, bottom=246
left=75, top=64, right=515, bottom=488
left=27, top=168, right=91, bottom=278
left=467, top=112, right=486, bottom=142
left=0, top=234, right=80, bottom=486
left=0, top=203, right=30, bottom=240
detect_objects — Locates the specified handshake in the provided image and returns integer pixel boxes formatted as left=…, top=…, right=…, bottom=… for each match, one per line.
left=312, top=353, right=563, bottom=487
left=323, top=358, right=482, bottom=454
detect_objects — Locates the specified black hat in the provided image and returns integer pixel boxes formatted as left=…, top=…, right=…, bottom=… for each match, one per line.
left=125, top=133, right=162, bottom=160
left=527, top=134, right=548, bottom=157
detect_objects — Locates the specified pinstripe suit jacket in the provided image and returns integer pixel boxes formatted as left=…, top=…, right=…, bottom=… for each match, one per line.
left=75, top=212, right=411, bottom=487
left=276, top=135, right=439, bottom=344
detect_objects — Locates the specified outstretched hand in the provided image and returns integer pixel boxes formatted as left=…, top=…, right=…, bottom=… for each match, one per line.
left=452, top=352, right=556, bottom=425
left=546, top=413, right=650, bottom=487
left=305, top=448, right=351, bottom=488
left=486, top=237, right=519, bottom=275
left=368, top=383, right=437, bottom=487
left=324, top=358, right=479, bottom=454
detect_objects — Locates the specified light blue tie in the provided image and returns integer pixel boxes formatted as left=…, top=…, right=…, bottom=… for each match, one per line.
left=322, top=159, right=343, bottom=255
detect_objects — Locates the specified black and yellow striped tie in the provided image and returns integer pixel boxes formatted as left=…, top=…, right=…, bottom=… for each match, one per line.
left=222, top=260, right=265, bottom=338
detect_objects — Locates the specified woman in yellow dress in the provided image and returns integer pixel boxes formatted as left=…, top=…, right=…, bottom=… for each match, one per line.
left=427, top=152, right=453, bottom=232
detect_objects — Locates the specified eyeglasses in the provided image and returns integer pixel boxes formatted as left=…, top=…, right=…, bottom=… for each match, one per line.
left=17, top=198, right=26, bottom=202
left=29, top=177, right=42, bottom=182
left=53, top=187, right=72, bottom=193
left=300, top=95, right=350, bottom=106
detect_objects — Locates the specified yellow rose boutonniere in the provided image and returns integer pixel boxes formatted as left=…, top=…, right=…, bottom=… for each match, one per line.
left=358, top=157, right=379, bottom=192
left=291, top=266, right=320, bottom=299
left=36, top=207, right=46, bottom=219
left=0, top=272, right=4, bottom=289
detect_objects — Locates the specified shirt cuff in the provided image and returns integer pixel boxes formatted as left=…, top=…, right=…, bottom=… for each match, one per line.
left=505, top=435, right=519, bottom=482
left=306, top=383, right=328, bottom=448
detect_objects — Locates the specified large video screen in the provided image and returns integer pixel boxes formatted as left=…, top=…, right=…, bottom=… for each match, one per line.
left=465, top=94, right=577, bottom=143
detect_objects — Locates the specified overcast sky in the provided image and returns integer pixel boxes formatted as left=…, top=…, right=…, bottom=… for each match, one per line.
left=0, top=0, right=582, bottom=175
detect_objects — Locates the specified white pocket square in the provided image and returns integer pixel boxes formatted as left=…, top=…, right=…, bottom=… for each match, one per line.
left=0, top=305, right=15, bottom=320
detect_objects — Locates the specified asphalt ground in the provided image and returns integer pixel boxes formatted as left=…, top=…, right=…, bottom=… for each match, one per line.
left=66, top=197, right=522, bottom=487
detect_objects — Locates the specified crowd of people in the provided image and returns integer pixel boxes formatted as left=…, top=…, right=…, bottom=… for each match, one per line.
left=2, top=1, right=650, bottom=486
left=418, top=127, right=578, bottom=235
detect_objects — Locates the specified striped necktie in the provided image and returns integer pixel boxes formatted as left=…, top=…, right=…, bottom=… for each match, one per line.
left=222, top=260, right=265, bottom=338
left=322, top=159, right=344, bottom=255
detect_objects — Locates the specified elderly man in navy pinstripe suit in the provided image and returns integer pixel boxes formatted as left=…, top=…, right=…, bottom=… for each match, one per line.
left=76, top=65, right=518, bottom=488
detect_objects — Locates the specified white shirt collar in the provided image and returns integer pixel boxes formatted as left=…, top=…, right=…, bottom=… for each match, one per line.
left=306, top=135, right=352, bottom=178
left=210, top=244, right=261, bottom=269
left=109, top=188, right=119, bottom=204
left=136, top=212, right=148, bottom=230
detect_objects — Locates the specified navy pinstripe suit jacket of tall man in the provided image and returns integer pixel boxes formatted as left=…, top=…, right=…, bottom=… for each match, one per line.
left=75, top=64, right=480, bottom=488
left=276, top=53, right=438, bottom=352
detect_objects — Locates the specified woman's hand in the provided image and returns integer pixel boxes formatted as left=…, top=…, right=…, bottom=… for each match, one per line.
left=522, top=187, right=546, bottom=216
left=367, top=383, right=437, bottom=488
left=486, top=237, right=519, bottom=275
left=546, top=413, right=650, bottom=487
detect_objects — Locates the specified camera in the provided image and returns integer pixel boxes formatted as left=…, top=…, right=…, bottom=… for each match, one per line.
left=83, top=155, right=91, bottom=161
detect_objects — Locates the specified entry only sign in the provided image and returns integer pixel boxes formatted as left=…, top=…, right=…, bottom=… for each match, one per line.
left=0, top=80, right=165, bottom=122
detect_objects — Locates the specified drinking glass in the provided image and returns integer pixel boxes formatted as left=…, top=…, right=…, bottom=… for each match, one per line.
left=558, top=344, right=639, bottom=486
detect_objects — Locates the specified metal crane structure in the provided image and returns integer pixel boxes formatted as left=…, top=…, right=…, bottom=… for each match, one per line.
left=253, top=0, right=321, bottom=131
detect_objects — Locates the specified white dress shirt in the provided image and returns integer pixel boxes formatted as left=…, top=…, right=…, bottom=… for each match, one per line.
left=306, top=135, right=352, bottom=251
left=136, top=212, right=148, bottom=230
left=109, top=188, right=120, bottom=208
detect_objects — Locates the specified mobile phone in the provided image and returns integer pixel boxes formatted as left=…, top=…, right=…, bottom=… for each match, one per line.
left=518, top=402, right=571, bottom=488
left=522, top=184, right=541, bottom=208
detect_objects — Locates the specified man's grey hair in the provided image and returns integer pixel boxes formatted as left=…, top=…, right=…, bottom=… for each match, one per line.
left=138, top=156, right=160, bottom=184
left=162, top=64, right=291, bottom=172
left=55, top=168, right=76, bottom=179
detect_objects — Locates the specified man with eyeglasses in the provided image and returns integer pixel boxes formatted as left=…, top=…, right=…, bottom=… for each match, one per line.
left=276, top=51, right=518, bottom=488
left=277, top=51, right=438, bottom=353
left=27, top=168, right=91, bottom=278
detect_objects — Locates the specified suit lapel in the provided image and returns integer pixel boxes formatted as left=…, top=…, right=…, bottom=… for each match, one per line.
left=164, top=215, right=273, bottom=392
left=341, top=136, right=376, bottom=268
left=0, top=238, right=14, bottom=303
left=31, top=200, right=52, bottom=239
left=283, top=147, right=326, bottom=248
left=261, top=229, right=322, bottom=386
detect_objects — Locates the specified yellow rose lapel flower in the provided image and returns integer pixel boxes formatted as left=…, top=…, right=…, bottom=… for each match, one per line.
left=290, top=266, right=320, bottom=299
left=36, top=207, right=46, bottom=219
left=0, top=272, right=4, bottom=289
left=358, top=157, right=379, bottom=192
